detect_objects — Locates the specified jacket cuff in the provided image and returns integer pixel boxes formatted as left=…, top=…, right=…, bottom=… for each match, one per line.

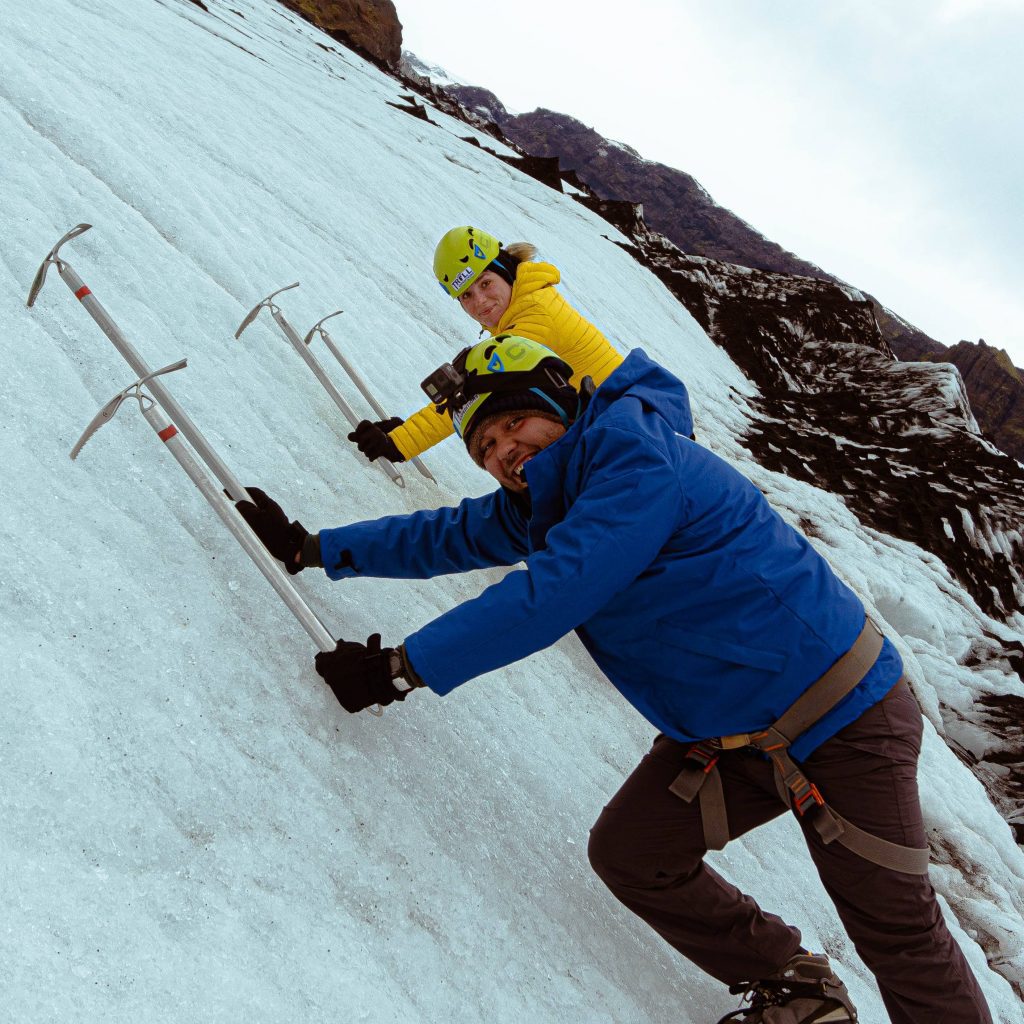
left=300, top=531, right=323, bottom=568
left=319, top=529, right=360, bottom=579
left=397, top=644, right=426, bottom=688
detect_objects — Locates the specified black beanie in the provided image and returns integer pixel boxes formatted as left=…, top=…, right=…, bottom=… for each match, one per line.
left=463, top=382, right=579, bottom=465
left=484, top=247, right=521, bottom=288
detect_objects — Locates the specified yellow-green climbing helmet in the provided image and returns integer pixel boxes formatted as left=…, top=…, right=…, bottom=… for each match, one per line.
left=433, top=226, right=502, bottom=298
left=450, top=335, right=575, bottom=442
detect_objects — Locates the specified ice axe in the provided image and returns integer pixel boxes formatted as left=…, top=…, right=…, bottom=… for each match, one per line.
left=304, top=311, right=436, bottom=484
left=28, top=223, right=250, bottom=503
left=71, top=359, right=383, bottom=716
left=236, top=284, right=405, bottom=488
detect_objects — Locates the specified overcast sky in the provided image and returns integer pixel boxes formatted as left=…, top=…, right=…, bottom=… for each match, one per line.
left=399, top=0, right=1024, bottom=367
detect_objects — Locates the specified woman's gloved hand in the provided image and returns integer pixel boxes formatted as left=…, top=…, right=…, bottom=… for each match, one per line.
left=235, top=486, right=308, bottom=575
left=314, top=633, right=408, bottom=713
left=348, top=417, right=405, bottom=463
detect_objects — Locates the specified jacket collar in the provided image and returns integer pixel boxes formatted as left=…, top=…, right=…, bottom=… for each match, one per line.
left=580, top=348, right=693, bottom=437
left=494, top=262, right=560, bottom=333
left=508, top=350, right=693, bottom=545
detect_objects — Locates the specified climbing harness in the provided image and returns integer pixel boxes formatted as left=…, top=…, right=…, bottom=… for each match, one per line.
left=670, top=619, right=930, bottom=874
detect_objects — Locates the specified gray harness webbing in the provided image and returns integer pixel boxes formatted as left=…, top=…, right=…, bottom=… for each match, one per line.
left=669, top=619, right=930, bottom=875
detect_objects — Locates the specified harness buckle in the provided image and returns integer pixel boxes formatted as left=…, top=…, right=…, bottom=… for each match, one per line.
left=719, top=733, right=751, bottom=750
left=792, top=779, right=826, bottom=816
left=685, top=741, right=721, bottom=774
left=668, top=740, right=721, bottom=803
left=784, top=771, right=844, bottom=843
left=778, top=765, right=824, bottom=814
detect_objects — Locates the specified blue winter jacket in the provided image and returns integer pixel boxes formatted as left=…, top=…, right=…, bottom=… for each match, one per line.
left=320, top=350, right=902, bottom=759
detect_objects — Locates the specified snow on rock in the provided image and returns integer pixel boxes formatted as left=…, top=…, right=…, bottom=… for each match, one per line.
left=1, top=1, right=1022, bottom=1022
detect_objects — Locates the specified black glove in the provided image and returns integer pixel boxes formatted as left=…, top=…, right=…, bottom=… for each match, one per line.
left=235, top=486, right=308, bottom=575
left=314, top=633, right=408, bottom=713
left=348, top=417, right=405, bottom=463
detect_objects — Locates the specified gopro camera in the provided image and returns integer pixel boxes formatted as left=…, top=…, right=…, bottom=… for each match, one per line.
left=421, top=346, right=472, bottom=406
left=421, top=362, right=465, bottom=405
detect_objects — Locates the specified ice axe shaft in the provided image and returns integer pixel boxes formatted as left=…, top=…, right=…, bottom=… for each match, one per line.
left=306, top=313, right=436, bottom=484
left=236, top=286, right=404, bottom=488
left=70, top=366, right=382, bottom=716
left=272, top=306, right=405, bottom=489
left=27, top=224, right=250, bottom=503
left=139, top=404, right=383, bottom=715
left=140, top=402, right=338, bottom=652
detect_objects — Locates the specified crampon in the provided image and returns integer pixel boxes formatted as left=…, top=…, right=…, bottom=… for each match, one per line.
left=715, top=953, right=857, bottom=1023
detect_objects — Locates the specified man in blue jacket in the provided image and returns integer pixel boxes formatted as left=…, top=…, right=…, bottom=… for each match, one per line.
left=238, top=336, right=991, bottom=1024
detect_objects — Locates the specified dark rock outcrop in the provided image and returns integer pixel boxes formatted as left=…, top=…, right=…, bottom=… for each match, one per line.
left=929, top=340, right=1024, bottom=464
left=398, top=54, right=508, bottom=141
left=434, top=82, right=510, bottom=127
left=282, top=0, right=402, bottom=69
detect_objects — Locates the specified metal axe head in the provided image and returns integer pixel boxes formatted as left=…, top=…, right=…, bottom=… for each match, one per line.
left=302, top=309, right=344, bottom=347
left=234, top=282, right=300, bottom=339
left=70, top=358, right=188, bottom=460
left=27, top=223, right=93, bottom=307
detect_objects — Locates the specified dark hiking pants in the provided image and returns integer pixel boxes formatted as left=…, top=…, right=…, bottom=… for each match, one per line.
left=588, top=681, right=993, bottom=1024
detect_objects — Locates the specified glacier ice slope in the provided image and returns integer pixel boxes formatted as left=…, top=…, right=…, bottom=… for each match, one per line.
left=0, top=1, right=1021, bottom=1021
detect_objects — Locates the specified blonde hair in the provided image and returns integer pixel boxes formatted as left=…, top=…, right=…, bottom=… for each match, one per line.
left=505, top=241, right=537, bottom=262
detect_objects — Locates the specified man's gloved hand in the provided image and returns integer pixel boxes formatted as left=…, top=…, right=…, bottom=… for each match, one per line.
left=314, top=634, right=407, bottom=713
left=235, top=486, right=308, bottom=575
left=348, top=417, right=405, bottom=463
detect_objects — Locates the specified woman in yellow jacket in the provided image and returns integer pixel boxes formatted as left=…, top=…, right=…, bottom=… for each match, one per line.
left=349, top=226, right=624, bottom=464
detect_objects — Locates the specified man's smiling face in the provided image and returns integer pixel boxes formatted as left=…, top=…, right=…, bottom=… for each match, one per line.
left=470, top=412, right=567, bottom=492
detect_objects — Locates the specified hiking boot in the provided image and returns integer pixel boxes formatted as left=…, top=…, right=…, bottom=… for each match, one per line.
left=716, top=952, right=858, bottom=1023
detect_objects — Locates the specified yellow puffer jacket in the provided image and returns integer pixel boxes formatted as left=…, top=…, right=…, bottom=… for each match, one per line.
left=390, top=262, right=624, bottom=459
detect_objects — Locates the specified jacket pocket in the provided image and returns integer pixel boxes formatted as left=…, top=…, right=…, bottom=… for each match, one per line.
left=658, top=623, right=788, bottom=674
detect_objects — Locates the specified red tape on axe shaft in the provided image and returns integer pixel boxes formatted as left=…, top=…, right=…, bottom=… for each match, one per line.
left=74, top=286, right=91, bottom=300
left=158, top=425, right=178, bottom=442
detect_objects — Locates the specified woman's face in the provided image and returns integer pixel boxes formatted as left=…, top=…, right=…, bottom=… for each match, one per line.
left=457, top=270, right=513, bottom=329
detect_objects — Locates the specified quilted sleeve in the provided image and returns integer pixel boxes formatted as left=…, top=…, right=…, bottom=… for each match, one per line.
left=389, top=401, right=455, bottom=459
